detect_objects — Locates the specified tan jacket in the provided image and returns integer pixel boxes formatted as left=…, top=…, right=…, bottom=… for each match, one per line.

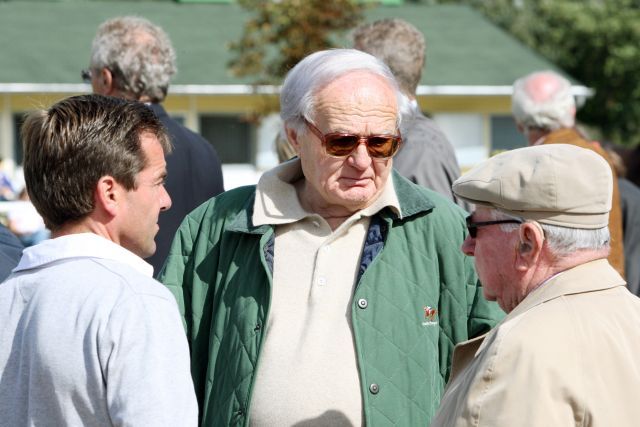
left=431, top=259, right=640, bottom=427
left=540, top=128, right=625, bottom=277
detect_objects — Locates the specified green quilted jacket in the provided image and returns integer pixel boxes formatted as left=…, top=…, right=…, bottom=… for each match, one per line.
left=160, top=172, right=503, bottom=426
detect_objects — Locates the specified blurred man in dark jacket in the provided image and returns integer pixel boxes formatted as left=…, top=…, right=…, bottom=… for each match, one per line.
left=353, top=18, right=465, bottom=208
left=87, top=16, right=224, bottom=275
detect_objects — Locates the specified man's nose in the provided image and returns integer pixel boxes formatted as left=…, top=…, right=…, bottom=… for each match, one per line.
left=160, top=186, right=172, bottom=211
left=461, top=235, right=475, bottom=256
left=348, top=141, right=373, bottom=169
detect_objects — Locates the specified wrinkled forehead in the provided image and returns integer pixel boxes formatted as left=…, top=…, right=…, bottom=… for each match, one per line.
left=311, top=71, right=399, bottom=124
left=317, top=71, right=397, bottom=102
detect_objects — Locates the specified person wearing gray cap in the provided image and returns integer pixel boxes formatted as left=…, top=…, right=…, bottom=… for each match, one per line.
left=430, top=144, right=640, bottom=426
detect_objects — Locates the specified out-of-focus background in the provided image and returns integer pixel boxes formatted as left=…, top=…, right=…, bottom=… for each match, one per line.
left=0, top=0, right=636, bottom=192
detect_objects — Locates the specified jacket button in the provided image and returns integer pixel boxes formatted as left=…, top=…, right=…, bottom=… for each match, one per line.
left=369, top=383, right=379, bottom=394
left=357, top=298, right=368, bottom=309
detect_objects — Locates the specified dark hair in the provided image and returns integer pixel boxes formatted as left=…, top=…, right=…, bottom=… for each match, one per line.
left=21, top=94, right=171, bottom=230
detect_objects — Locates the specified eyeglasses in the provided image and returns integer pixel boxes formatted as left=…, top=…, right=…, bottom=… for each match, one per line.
left=81, top=69, right=92, bottom=84
left=466, top=216, right=522, bottom=238
left=304, top=119, right=401, bottom=159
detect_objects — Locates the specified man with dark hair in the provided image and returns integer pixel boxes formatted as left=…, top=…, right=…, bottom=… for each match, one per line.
left=353, top=18, right=465, bottom=207
left=88, top=16, right=224, bottom=275
left=0, top=94, right=197, bottom=426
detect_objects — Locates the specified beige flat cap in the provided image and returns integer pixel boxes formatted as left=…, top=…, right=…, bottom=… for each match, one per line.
left=452, top=144, right=612, bottom=229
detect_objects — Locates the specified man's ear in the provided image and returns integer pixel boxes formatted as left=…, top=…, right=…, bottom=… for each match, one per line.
left=285, top=125, right=302, bottom=154
left=94, top=176, right=120, bottom=217
left=515, top=222, right=543, bottom=270
left=95, top=68, right=115, bottom=96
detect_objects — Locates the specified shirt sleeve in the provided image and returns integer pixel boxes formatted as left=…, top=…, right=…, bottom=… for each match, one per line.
left=102, top=290, right=198, bottom=427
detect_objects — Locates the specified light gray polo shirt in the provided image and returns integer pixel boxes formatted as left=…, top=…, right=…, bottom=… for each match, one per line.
left=0, top=233, right=198, bottom=426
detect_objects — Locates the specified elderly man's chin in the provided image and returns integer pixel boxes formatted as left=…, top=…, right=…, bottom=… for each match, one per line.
left=332, top=183, right=381, bottom=207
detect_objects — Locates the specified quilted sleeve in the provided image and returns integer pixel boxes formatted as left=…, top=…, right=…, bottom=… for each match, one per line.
left=158, top=201, right=216, bottom=409
left=159, top=205, right=206, bottom=333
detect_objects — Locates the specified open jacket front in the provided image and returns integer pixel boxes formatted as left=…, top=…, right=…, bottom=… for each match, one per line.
left=160, top=172, right=503, bottom=426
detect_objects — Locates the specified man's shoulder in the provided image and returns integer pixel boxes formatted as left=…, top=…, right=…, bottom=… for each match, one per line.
left=160, top=114, right=210, bottom=147
left=394, top=174, right=466, bottom=220
left=499, top=284, right=639, bottom=348
left=195, top=185, right=255, bottom=212
left=44, top=257, right=173, bottom=302
left=151, top=103, right=215, bottom=150
left=395, top=113, right=462, bottom=199
left=541, top=128, right=593, bottom=151
left=89, top=258, right=174, bottom=300
left=401, top=113, right=453, bottom=151
left=2, top=257, right=174, bottom=308
left=181, top=185, right=257, bottom=229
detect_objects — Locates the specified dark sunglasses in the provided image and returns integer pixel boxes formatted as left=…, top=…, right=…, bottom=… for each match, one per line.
left=466, top=216, right=522, bottom=238
left=81, top=69, right=92, bottom=84
left=304, top=119, right=402, bottom=159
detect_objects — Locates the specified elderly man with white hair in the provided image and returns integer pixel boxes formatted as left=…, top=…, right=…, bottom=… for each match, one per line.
left=431, top=144, right=640, bottom=427
left=160, top=48, right=503, bottom=426
left=511, top=70, right=624, bottom=277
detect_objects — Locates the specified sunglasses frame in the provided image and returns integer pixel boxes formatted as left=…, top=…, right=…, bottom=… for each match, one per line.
left=304, top=119, right=402, bottom=159
left=466, top=216, right=522, bottom=238
left=81, top=68, right=92, bottom=84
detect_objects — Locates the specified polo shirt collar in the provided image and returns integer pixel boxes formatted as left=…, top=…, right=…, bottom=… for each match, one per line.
left=14, top=233, right=153, bottom=277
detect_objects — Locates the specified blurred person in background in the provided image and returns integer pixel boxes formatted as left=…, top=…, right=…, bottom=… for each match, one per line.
left=353, top=18, right=466, bottom=208
left=0, top=157, right=16, bottom=201
left=87, top=16, right=224, bottom=275
left=0, top=222, right=22, bottom=281
left=7, top=188, right=49, bottom=247
left=603, top=143, right=640, bottom=295
left=512, top=70, right=625, bottom=276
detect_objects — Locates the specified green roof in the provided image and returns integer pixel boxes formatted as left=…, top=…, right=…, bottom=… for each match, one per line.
left=364, top=4, right=571, bottom=87
left=0, top=1, right=579, bottom=91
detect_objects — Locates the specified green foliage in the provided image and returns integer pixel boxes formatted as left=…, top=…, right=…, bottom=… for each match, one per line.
left=228, top=0, right=367, bottom=85
left=467, top=0, right=640, bottom=146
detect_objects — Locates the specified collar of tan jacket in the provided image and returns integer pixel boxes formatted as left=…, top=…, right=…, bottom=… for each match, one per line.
left=506, top=258, right=624, bottom=321
left=452, top=258, right=625, bottom=381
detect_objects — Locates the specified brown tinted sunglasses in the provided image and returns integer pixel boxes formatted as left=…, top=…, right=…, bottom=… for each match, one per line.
left=304, top=119, right=402, bottom=159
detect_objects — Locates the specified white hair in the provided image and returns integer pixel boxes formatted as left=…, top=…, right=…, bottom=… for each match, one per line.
left=279, top=48, right=405, bottom=134
left=511, top=70, right=576, bottom=132
left=489, top=209, right=610, bottom=257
